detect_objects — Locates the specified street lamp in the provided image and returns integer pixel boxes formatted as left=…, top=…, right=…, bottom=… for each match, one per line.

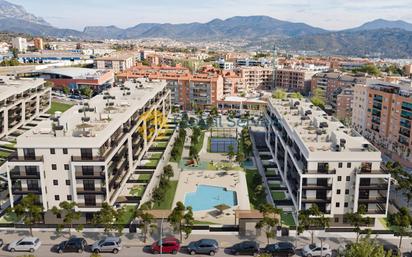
left=160, top=217, right=164, bottom=256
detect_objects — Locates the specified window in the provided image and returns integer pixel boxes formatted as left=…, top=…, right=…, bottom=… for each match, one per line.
left=344, top=202, right=349, bottom=208
left=56, top=213, right=61, bottom=219
left=54, top=195, right=60, bottom=201
left=63, top=148, right=68, bottom=154
left=337, top=176, right=342, bottom=181
left=336, top=202, right=340, bottom=207
left=64, top=164, right=69, bottom=170
left=345, top=189, right=349, bottom=195
left=50, top=148, right=55, bottom=154
left=334, top=217, right=339, bottom=223
left=53, top=180, right=58, bottom=186
left=347, top=163, right=352, bottom=168
left=346, top=176, right=350, bottom=182
left=338, top=163, right=343, bottom=168
left=51, top=164, right=57, bottom=170
left=66, top=180, right=70, bottom=186
left=67, top=195, right=72, bottom=201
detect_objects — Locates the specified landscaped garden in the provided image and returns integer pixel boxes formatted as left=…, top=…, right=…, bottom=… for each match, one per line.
left=129, top=185, right=145, bottom=197
left=47, top=101, right=74, bottom=114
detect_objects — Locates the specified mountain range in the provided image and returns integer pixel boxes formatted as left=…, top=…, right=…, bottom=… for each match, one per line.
left=1, top=0, right=412, bottom=58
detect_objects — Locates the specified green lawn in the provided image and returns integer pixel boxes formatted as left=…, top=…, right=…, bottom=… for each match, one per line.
left=118, top=205, right=137, bottom=224
left=153, top=180, right=178, bottom=210
left=47, top=101, right=74, bottom=114
left=193, top=220, right=219, bottom=225
left=0, top=212, right=21, bottom=224
left=0, top=151, right=11, bottom=159
left=245, top=169, right=267, bottom=209
left=149, top=153, right=162, bottom=159
left=138, top=174, right=152, bottom=180
left=281, top=212, right=296, bottom=227
left=193, top=131, right=205, bottom=154
left=130, top=185, right=145, bottom=197
left=206, top=162, right=243, bottom=171
left=153, top=142, right=167, bottom=148
left=144, top=159, right=159, bottom=167
left=271, top=191, right=286, bottom=200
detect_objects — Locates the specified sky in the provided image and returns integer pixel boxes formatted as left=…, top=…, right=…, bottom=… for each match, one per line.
left=9, top=0, right=412, bottom=31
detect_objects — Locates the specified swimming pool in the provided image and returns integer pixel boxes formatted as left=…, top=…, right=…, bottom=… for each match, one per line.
left=184, top=185, right=238, bottom=211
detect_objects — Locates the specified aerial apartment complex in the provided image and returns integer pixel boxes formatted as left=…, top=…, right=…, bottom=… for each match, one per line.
left=7, top=79, right=171, bottom=223
left=95, top=52, right=135, bottom=72
left=265, top=97, right=390, bottom=225
left=0, top=76, right=51, bottom=138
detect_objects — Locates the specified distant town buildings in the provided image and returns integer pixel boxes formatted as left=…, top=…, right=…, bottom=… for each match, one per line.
left=11, top=37, right=27, bottom=53
left=95, top=52, right=135, bottom=72
left=33, top=38, right=44, bottom=50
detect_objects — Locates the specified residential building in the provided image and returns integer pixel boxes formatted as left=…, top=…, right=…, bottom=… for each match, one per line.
left=31, top=68, right=114, bottom=94
left=335, top=87, right=354, bottom=122
left=12, top=37, right=27, bottom=53
left=275, top=69, right=315, bottom=93
left=265, top=98, right=390, bottom=226
left=352, top=84, right=369, bottom=133
left=405, top=64, right=412, bottom=77
left=7, top=79, right=171, bottom=223
left=33, top=38, right=44, bottom=50
left=217, top=96, right=266, bottom=114
left=240, top=67, right=273, bottom=91
left=222, top=71, right=245, bottom=96
left=0, top=76, right=51, bottom=138
left=95, top=52, right=135, bottom=72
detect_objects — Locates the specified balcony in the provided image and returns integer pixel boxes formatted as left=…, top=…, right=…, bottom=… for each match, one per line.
left=75, top=171, right=105, bottom=179
left=12, top=187, right=41, bottom=195
left=302, top=184, right=333, bottom=190
left=305, top=169, right=336, bottom=175
left=8, top=154, right=43, bottom=162
left=358, top=196, right=387, bottom=203
left=359, top=184, right=388, bottom=190
left=10, top=171, right=40, bottom=179
left=77, top=203, right=103, bottom=208
left=76, top=187, right=106, bottom=195
left=301, top=197, right=332, bottom=203
left=71, top=156, right=105, bottom=162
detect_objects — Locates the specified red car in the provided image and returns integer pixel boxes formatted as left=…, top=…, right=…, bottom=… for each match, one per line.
left=151, top=237, right=180, bottom=254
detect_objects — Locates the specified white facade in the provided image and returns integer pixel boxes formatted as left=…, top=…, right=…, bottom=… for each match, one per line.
left=351, top=84, right=369, bottom=133
left=12, top=37, right=27, bottom=53
left=0, top=77, right=51, bottom=138
left=265, top=98, right=390, bottom=224
left=7, top=79, right=171, bottom=219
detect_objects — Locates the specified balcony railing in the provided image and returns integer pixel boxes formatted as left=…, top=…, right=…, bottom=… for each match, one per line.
left=75, top=171, right=105, bottom=179
left=12, top=187, right=42, bottom=195
left=77, top=203, right=103, bottom=208
left=10, top=171, right=40, bottom=179
left=302, top=184, right=333, bottom=190
left=358, top=197, right=387, bottom=203
left=8, top=154, right=43, bottom=162
left=76, top=188, right=106, bottom=195
left=71, top=156, right=105, bottom=162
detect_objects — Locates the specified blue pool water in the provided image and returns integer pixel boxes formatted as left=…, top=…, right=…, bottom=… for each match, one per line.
left=184, top=185, right=238, bottom=211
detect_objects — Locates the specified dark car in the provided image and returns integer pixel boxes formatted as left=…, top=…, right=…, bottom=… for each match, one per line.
left=383, top=244, right=400, bottom=256
left=187, top=239, right=219, bottom=256
left=261, top=242, right=296, bottom=257
left=151, top=237, right=180, bottom=254
left=231, top=241, right=259, bottom=256
left=56, top=237, right=87, bottom=253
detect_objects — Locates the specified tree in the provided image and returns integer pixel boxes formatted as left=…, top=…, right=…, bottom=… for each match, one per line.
left=62, top=87, right=70, bottom=95
left=210, top=106, right=218, bottom=117
left=344, top=206, right=372, bottom=243
left=80, top=86, right=93, bottom=98
left=51, top=201, right=82, bottom=236
left=272, top=89, right=286, bottom=99
left=92, top=203, right=117, bottom=234
left=255, top=204, right=281, bottom=244
left=168, top=202, right=194, bottom=241
left=388, top=207, right=412, bottom=249
left=227, top=144, right=235, bottom=162
left=8, top=194, right=43, bottom=236
left=298, top=204, right=329, bottom=244
left=289, top=92, right=303, bottom=99
left=163, top=165, right=174, bottom=179
left=343, top=236, right=393, bottom=257
left=236, top=151, right=245, bottom=163
left=311, top=88, right=325, bottom=109
left=135, top=204, right=156, bottom=243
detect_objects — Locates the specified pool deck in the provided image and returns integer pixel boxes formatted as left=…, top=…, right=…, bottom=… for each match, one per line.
left=172, top=169, right=250, bottom=225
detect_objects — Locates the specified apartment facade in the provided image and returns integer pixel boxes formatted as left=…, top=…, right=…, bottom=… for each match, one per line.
left=33, top=38, right=44, bottom=50
left=265, top=98, right=390, bottom=225
left=335, top=88, right=354, bottom=122
left=7, top=79, right=171, bottom=223
left=0, top=77, right=51, bottom=138
left=12, top=37, right=27, bottom=53
left=95, top=53, right=135, bottom=72
left=352, top=84, right=369, bottom=133
left=240, top=67, right=273, bottom=90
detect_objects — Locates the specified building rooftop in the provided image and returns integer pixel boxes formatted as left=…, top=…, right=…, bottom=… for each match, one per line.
left=268, top=97, right=381, bottom=161
left=95, top=52, right=134, bottom=61
left=35, top=67, right=112, bottom=80
left=0, top=76, right=46, bottom=102
left=16, top=78, right=167, bottom=148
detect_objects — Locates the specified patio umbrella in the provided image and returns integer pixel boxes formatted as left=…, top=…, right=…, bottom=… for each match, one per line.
left=214, top=204, right=231, bottom=214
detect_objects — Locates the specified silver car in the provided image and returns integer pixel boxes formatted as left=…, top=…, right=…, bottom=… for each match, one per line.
left=91, top=237, right=122, bottom=254
left=302, top=243, right=332, bottom=257
left=7, top=237, right=41, bottom=253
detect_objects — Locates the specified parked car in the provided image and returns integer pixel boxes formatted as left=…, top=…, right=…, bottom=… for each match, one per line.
left=230, top=241, right=259, bottom=256
left=302, top=243, right=332, bottom=257
left=151, top=237, right=180, bottom=254
left=56, top=237, right=87, bottom=253
left=7, top=237, right=41, bottom=253
left=261, top=242, right=295, bottom=257
left=383, top=244, right=400, bottom=256
left=91, top=237, right=122, bottom=254
left=187, top=239, right=219, bottom=256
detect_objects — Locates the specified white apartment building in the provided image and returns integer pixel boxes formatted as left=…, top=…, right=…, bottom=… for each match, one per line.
left=351, top=84, right=369, bottom=133
left=95, top=53, right=135, bottom=72
left=241, top=67, right=273, bottom=90
left=11, top=37, right=27, bottom=53
left=265, top=98, right=390, bottom=226
left=7, top=79, right=171, bottom=223
left=0, top=77, right=51, bottom=139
